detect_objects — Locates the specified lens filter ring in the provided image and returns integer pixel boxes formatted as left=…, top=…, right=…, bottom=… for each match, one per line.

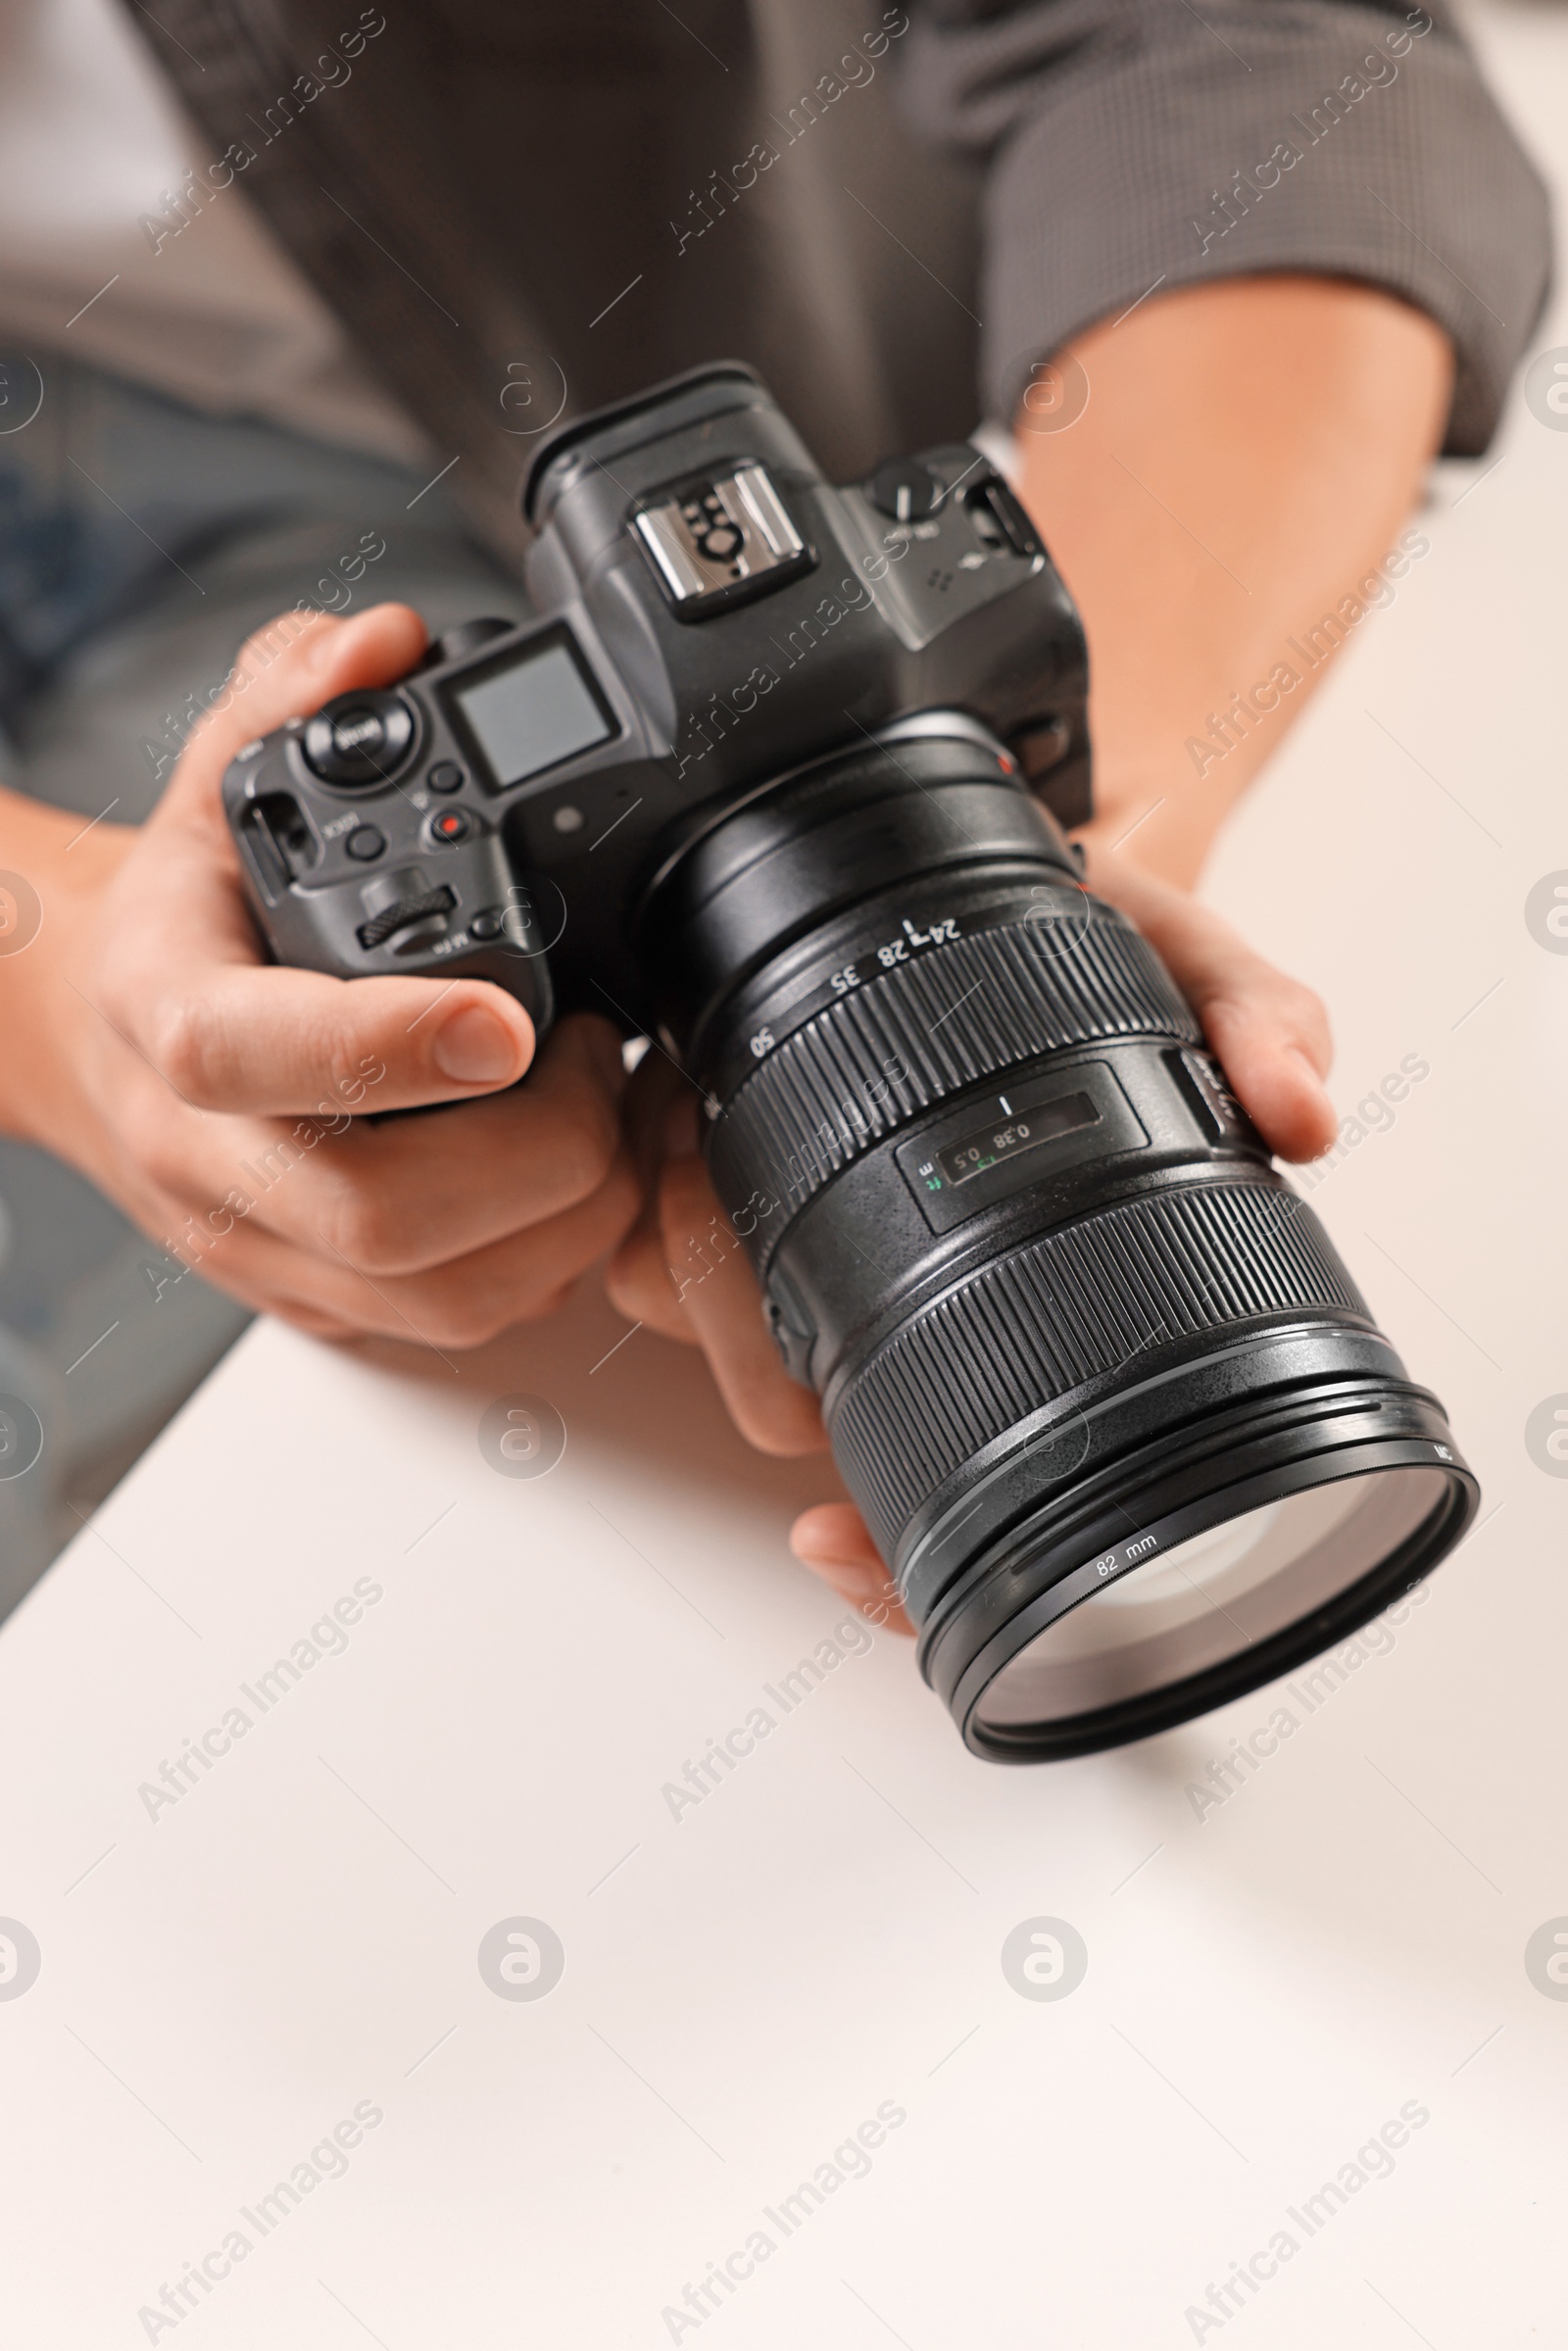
left=918, top=1382, right=1477, bottom=1761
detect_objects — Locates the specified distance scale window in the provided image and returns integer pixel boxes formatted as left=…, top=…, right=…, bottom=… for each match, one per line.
left=896, top=1064, right=1147, bottom=1233
left=930, top=1093, right=1099, bottom=1189
left=441, top=627, right=615, bottom=791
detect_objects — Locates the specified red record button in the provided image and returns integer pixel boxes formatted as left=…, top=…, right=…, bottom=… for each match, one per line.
left=429, top=808, right=471, bottom=845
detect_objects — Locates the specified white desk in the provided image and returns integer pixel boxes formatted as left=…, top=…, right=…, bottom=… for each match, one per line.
left=5, top=7, right=1567, bottom=2339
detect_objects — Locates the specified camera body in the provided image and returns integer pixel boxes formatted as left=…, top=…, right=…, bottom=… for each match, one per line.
left=220, top=363, right=1089, bottom=1041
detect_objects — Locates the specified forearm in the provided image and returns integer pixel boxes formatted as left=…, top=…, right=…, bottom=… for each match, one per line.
left=1014, top=275, right=1454, bottom=887
left=0, top=786, right=128, bottom=1146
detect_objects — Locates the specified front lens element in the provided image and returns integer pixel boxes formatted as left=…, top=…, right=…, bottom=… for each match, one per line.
left=972, top=1464, right=1448, bottom=1731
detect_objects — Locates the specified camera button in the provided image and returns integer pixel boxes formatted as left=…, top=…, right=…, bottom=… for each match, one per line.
left=345, top=826, right=386, bottom=862
left=868, top=459, right=944, bottom=522
left=428, top=808, right=472, bottom=846
left=470, top=906, right=507, bottom=941
left=427, top=760, right=465, bottom=794
left=302, top=690, right=416, bottom=788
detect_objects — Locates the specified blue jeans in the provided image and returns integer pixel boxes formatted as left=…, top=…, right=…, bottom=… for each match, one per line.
left=0, top=350, right=527, bottom=1613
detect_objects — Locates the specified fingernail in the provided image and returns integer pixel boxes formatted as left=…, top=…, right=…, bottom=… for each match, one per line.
left=434, top=1004, right=516, bottom=1084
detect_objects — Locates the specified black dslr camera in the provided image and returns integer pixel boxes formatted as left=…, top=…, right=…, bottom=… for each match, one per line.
left=224, top=365, right=1476, bottom=1761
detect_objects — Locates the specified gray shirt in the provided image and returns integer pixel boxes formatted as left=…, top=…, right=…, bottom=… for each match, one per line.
left=132, top=0, right=1548, bottom=558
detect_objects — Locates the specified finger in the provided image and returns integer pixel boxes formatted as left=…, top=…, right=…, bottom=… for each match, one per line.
left=605, top=1081, right=708, bottom=1344
left=117, top=958, right=538, bottom=1118
left=159, top=1015, right=627, bottom=1263
left=657, top=1151, right=827, bottom=1456
left=1083, top=844, right=1337, bottom=1162
left=605, top=1214, right=703, bottom=1344
left=146, top=1149, right=638, bottom=1349
left=1195, top=984, right=1338, bottom=1163
left=166, top=604, right=430, bottom=839
left=790, top=1505, right=913, bottom=1637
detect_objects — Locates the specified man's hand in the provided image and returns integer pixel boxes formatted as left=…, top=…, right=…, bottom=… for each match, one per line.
left=0, top=604, right=638, bottom=1345
left=606, top=843, right=1338, bottom=1633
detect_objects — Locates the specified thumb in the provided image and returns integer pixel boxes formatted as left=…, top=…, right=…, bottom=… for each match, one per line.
left=123, top=960, right=536, bottom=1117
left=164, top=602, right=430, bottom=831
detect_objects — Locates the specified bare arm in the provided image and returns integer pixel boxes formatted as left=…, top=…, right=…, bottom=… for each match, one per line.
left=1016, top=273, right=1453, bottom=884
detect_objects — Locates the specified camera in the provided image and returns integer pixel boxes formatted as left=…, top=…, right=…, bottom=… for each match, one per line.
left=223, top=363, right=1478, bottom=1760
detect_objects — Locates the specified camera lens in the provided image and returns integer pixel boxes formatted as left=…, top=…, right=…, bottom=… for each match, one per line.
left=637, top=720, right=1478, bottom=1761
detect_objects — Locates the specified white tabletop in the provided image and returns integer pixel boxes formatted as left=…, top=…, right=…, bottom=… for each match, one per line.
left=5, top=8, right=1568, bottom=2341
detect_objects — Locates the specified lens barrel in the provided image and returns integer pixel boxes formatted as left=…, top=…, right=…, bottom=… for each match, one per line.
left=637, top=722, right=1478, bottom=1760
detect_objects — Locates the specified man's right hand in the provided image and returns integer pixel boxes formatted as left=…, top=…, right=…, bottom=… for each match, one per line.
left=0, top=604, right=639, bottom=1347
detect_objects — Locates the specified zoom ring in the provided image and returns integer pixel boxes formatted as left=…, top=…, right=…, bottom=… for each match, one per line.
left=709, top=909, right=1200, bottom=1240
left=828, top=1180, right=1371, bottom=1561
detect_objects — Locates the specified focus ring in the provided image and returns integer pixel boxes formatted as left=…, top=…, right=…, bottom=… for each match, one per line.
left=827, top=1180, right=1370, bottom=1561
left=709, top=908, right=1198, bottom=1237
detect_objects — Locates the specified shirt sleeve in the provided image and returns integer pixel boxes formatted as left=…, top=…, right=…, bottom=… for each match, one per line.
left=898, top=0, right=1551, bottom=453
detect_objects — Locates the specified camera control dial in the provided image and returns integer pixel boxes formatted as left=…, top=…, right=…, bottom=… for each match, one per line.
left=302, top=690, right=418, bottom=789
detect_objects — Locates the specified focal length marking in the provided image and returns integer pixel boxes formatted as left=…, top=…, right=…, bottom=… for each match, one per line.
left=874, top=914, right=962, bottom=968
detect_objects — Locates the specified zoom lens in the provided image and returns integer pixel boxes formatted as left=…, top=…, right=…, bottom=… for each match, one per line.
left=637, top=720, right=1478, bottom=1760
